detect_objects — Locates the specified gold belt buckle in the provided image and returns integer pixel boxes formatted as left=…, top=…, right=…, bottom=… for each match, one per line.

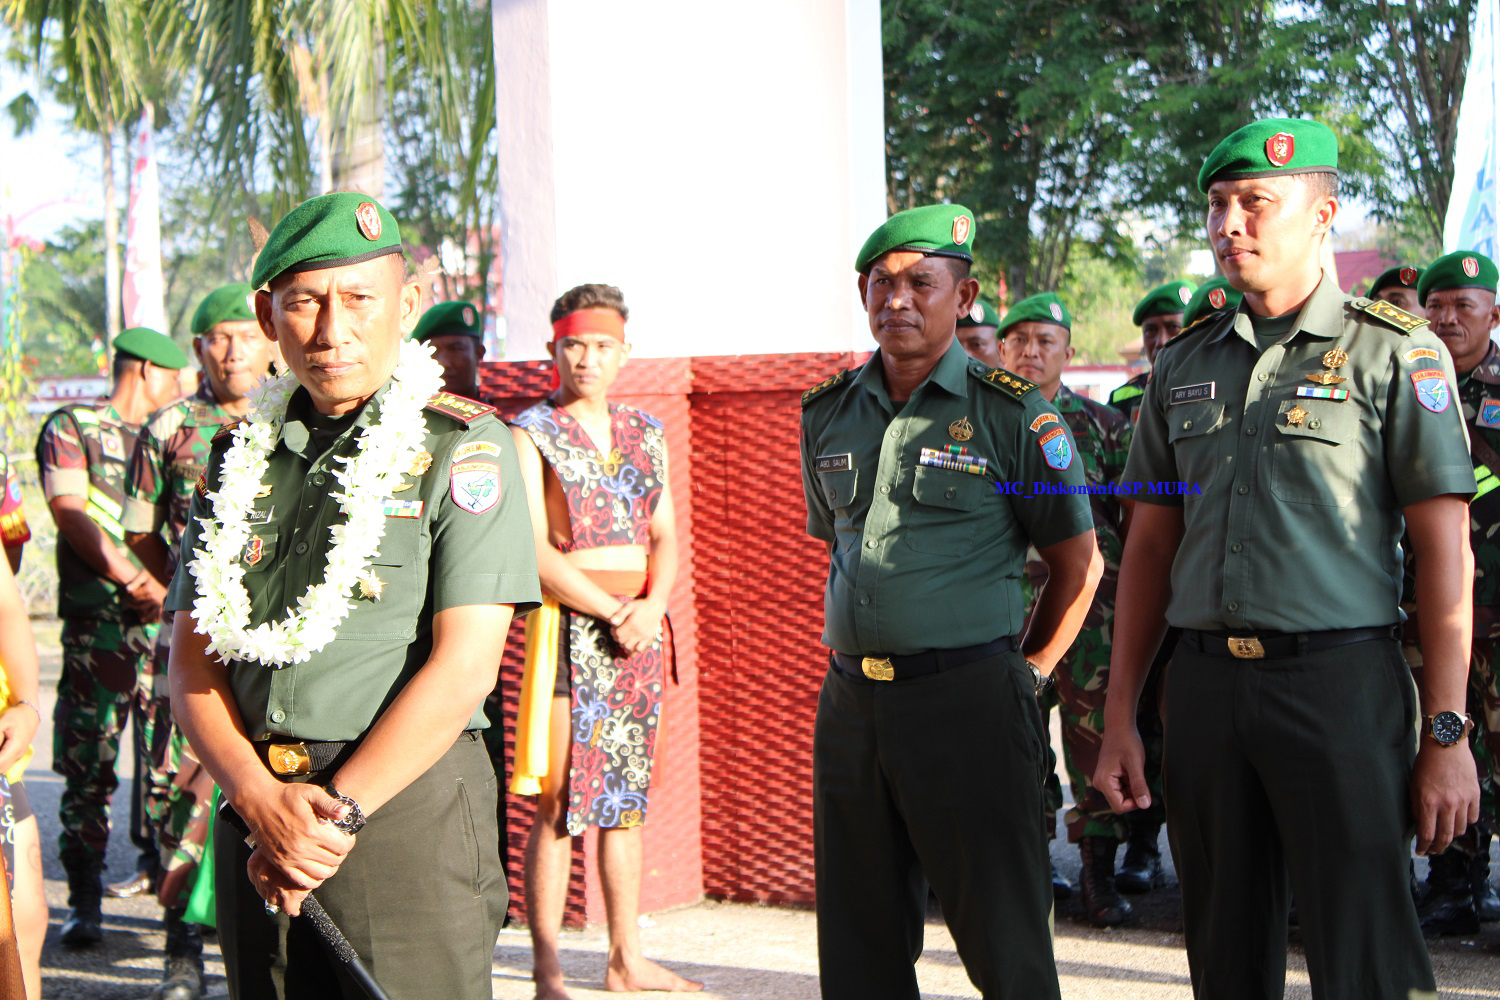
left=267, top=742, right=312, bottom=776
left=1227, top=637, right=1265, bottom=660
left=861, top=657, right=895, bottom=681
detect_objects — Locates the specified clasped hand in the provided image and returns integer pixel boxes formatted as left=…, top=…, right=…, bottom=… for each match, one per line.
left=240, top=782, right=356, bottom=916
left=610, top=597, right=665, bottom=655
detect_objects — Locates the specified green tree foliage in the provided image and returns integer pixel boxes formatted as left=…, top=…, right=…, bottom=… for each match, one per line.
left=16, top=220, right=108, bottom=376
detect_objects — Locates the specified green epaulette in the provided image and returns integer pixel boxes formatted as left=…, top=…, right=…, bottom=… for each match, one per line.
left=1352, top=296, right=1427, bottom=334
left=1177, top=309, right=1227, bottom=339
left=211, top=420, right=244, bottom=444
left=975, top=366, right=1037, bottom=402
left=802, top=368, right=853, bottom=408
left=424, top=392, right=496, bottom=424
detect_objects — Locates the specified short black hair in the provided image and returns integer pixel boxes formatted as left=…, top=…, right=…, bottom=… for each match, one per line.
left=944, top=257, right=972, bottom=282
left=1292, top=171, right=1339, bottom=202
left=550, top=283, right=629, bottom=324
left=112, top=351, right=142, bottom=380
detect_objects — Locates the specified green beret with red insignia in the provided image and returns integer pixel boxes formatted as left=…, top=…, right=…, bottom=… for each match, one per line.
left=957, top=299, right=1000, bottom=328
left=1417, top=251, right=1498, bottom=306
left=1182, top=277, right=1243, bottom=327
left=1369, top=266, right=1425, bottom=298
left=1198, top=118, right=1339, bottom=193
left=855, top=204, right=975, bottom=275
left=252, top=192, right=404, bottom=290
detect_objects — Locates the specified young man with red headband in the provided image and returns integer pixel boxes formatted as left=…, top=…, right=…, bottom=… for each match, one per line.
left=509, top=284, right=697, bottom=999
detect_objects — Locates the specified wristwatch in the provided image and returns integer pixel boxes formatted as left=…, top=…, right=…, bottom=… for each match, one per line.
left=1424, top=711, right=1475, bottom=747
left=1026, top=660, right=1053, bottom=697
left=323, top=784, right=367, bottom=835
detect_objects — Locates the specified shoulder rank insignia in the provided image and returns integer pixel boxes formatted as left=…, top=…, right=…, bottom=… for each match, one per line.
left=1355, top=297, right=1427, bottom=334
left=976, top=367, right=1037, bottom=402
left=424, top=391, right=497, bottom=424
left=1177, top=310, right=1226, bottom=339
left=801, top=369, right=850, bottom=408
left=211, top=420, right=244, bottom=444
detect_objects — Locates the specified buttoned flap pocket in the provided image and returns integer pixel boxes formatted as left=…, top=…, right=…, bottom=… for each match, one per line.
left=1163, top=400, right=1227, bottom=494
left=815, top=469, right=858, bottom=510
left=905, top=466, right=991, bottom=556
left=340, top=517, right=423, bottom=641
left=240, top=530, right=278, bottom=572
left=1271, top=399, right=1359, bottom=506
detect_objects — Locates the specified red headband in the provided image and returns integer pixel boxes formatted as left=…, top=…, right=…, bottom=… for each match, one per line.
left=550, top=308, right=626, bottom=346
left=549, top=308, right=626, bottom=388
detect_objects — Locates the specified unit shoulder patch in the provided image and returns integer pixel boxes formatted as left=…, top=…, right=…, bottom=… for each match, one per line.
left=801, top=368, right=852, bottom=408
left=974, top=367, right=1037, bottom=402
left=425, top=392, right=497, bottom=425
left=1354, top=297, right=1427, bottom=334
left=211, top=420, right=245, bottom=444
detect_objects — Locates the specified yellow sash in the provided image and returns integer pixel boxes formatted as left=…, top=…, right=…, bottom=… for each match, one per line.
left=510, top=597, right=560, bottom=796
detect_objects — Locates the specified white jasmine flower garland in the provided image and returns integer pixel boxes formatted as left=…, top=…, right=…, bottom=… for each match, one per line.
left=187, top=339, right=443, bottom=666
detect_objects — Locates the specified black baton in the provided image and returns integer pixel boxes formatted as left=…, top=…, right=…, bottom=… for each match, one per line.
left=218, top=799, right=392, bottom=1000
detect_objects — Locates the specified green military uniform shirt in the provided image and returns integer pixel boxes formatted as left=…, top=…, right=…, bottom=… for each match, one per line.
left=1124, top=276, right=1476, bottom=633
left=37, top=402, right=147, bottom=619
left=801, top=339, right=1094, bottom=656
left=165, top=382, right=542, bottom=741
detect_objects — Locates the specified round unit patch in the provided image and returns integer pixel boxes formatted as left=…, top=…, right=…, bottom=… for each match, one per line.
left=355, top=202, right=382, bottom=241
left=1208, top=288, right=1227, bottom=309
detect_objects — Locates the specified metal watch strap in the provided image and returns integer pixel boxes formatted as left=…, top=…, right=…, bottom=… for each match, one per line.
left=323, top=784, right=366, bottom=835
left=1027, top=660, right=1053, bottom=697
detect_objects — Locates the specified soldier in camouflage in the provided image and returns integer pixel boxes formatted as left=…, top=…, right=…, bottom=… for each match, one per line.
left=123, top=285, right=274, bottom=999
left=1403, top=252, right=1500, bottom=936
left=999, top=291, right=1139, bottom=927
left=35, top=327, right=186, bottom=946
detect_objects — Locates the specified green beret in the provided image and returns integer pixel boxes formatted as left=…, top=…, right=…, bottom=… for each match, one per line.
left=997, top=292, right=1070, bottom=335
left=1182, top=277, right=1243, bottom=327
left=1133, top=281, right=1196, bottom=326
left=1417, top=251, right=1498, bottom=306
left=957, top=299, right=1000, bottom=328
left=252, top=192, right=403, bottom=290
left=190, top=283, right=257, bottom=334
left=114, top=327, right=189, bottom=370
left=1367, top=266, right=1424, bottom=298
left=411, top=300, right=483, bottom=342
left=856, top=204, right=975, bottom=274
left=1198, top=118, right=1339, bottom=193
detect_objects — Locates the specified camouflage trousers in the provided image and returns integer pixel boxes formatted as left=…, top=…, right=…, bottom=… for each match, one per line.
left=1042, top=622, right=1166, bottom=843
left=1466, top=636, right=1498, bottom=838
left=141, top=618, right=216, bottom=908
left=52, top=616, right=157, bottom=869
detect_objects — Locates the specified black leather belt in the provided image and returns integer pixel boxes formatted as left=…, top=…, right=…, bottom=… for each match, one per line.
left=1180, top=626, right=1397, bottom=660
left=831, top=636, right=1017, bottom=682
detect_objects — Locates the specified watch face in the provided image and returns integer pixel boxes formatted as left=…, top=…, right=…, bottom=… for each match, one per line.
left=1432, top=711, right=1467, bottom=745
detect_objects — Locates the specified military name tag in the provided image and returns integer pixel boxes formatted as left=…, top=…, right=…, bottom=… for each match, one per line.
left=815, top=453, right=851, bottom=473
left=1481, top=399, right=1500, bottom=429
left=1169, top=382, right=1215, bottom=405
left=245, top=506, right=274, bottom=525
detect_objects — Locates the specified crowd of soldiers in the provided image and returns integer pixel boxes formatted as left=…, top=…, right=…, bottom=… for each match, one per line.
left=0, top=112, right=1493, bottom=1000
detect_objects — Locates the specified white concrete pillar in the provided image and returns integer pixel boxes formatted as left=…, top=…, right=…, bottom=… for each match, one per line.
left=492, top=0, right=886, bottom=359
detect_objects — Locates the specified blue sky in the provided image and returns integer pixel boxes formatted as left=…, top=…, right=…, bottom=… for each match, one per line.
left=0, top=61, right=103, bottom=242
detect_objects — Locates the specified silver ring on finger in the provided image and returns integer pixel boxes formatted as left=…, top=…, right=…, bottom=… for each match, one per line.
left=265, top=901, right=281, bottom=916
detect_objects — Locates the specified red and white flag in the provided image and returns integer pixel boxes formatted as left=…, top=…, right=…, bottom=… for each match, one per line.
left=123, top=108, right=167, bottom=332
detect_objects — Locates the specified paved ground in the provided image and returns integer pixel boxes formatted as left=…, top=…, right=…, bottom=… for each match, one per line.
left=20, top=618, right=1500, bottom=998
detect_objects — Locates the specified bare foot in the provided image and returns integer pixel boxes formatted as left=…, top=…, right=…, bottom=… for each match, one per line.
left=605, top=955, right=704, bottom=993
left=533, top=976, right=574, bottom=1000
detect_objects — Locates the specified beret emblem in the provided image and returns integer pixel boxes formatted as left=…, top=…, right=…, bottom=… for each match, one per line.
left=1265, top=132, right=1295, bottom=167
left=969, top=302, right=984, bottom=323
left=463, top=306, right=476, bottom=325
left=1049, top=302, right=1063, bottom=322
left=355, top=202, right=382, bottom=241
left=1178, top=286, right=1192, bottom=304
left=1209, top=288, right=1227, bottom=309
left=1400, top=267, right=1417, bottom=286
left=951, top=215, right=971, bottom=246
left=1464, top=256, right=1480, bottom=278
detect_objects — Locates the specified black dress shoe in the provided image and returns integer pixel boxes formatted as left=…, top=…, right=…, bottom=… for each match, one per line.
left=105, top=867, right=156, bottom=899
left=1116, top=839, right=1164, bottom=894
left=59, top=906, right=103, bottom=947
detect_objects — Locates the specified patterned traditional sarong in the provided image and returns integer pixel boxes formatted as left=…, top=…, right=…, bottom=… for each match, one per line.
left=557, top=584, right=666, bottom=836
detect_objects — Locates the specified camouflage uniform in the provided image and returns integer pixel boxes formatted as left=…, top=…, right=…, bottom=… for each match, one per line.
left=36, top=402, right=159, bottom=871
left=1023, top=385, right=1142, bottom=841
left=122, top=384, right=235, bottom=907
left=1107, top=371, right=1149, bottom=426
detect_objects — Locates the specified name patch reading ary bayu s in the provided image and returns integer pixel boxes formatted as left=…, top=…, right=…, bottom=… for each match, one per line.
left=1169, top=382, right=1215, bottom=405
left=815, top=453, right=852, bottom=473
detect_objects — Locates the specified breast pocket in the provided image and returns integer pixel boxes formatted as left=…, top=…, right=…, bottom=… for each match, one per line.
left=815, top=469, right=858, bottom=511
left=904, top=466, right=991, bottom=556
left=338, top=518, right=424, bottom=641
left=1164, top=400, right=1227, bottom=495
left=1270, top=400, right=1359, bottom=506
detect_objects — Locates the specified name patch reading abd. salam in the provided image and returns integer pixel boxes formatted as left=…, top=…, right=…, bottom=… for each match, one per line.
left=816, top=454, right=852, bottom=473
left=1169, top=382, right=1216, bottom=405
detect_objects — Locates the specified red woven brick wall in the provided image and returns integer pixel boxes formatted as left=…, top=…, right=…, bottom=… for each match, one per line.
left=477, top=350, right=864, bottom=921
left=480, top=359, right=703, bottom=927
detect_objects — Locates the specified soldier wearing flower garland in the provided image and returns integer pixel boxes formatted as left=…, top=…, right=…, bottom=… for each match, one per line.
left=165, top=193, right=540, bottom=1000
